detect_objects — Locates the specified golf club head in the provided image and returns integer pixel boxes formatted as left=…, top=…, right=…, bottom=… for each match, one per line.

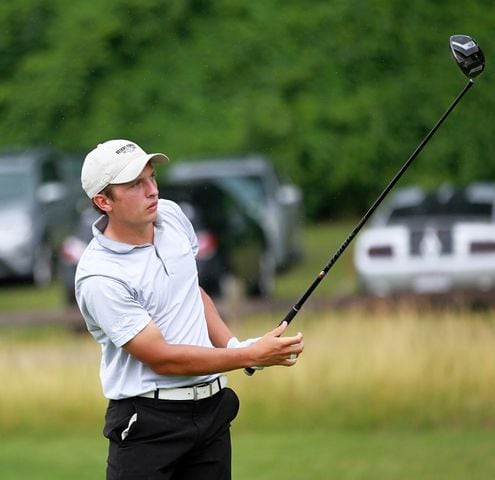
left=449, top=35, right=485, bottom=79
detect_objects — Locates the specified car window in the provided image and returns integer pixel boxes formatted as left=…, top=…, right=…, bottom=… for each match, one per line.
left=41, top=158, right=62, bottom=183
left=387, top=192, right=493, bottom=224
left=215, top=176, right=266, bottom=216
left=0, top=169, right=32, bottom=202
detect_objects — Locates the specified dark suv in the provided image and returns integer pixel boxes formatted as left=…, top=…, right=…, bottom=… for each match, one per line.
left=164, top=155, right=304, bottom=271
left=0, top=148, right=80, bottom=286
left=58, top=179, right=274, bottom=302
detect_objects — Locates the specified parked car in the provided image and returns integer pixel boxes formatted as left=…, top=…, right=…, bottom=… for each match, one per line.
left=0, top=147, right=80, bottom=286
left=163, top=154, right=304, bottom=271
left=353, top=183, right=495, bottom=296
left=58, top=179, right=274, bottom=303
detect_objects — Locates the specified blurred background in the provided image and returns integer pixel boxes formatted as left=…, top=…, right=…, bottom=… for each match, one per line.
left=2, top=2, right=495, bottom=479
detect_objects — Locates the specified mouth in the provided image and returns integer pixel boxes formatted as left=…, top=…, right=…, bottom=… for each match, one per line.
left=147, top=202, right=158, bottom=212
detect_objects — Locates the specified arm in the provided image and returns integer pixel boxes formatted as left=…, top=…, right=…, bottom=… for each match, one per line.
left=200, top=287, right=234, bottom=348
left=123, top=320, right=303, bottom=376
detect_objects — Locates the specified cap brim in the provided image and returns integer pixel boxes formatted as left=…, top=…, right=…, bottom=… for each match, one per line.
left=149, top=153, right=169, bottom=164
left=111, top=153, right=169, bottom=185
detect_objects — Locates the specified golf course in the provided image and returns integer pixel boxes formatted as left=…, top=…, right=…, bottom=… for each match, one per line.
left=2, top=221, right=495, bottom=479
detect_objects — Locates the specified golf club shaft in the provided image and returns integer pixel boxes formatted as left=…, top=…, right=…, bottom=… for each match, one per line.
left=245, top=78, right=474, bottom=376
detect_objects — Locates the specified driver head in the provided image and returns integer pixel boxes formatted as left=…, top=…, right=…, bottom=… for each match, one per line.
left=450, top=35, right=485, bottom=79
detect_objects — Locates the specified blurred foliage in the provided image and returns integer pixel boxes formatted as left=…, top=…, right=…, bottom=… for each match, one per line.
left=0, top=0, right=494, bottom=218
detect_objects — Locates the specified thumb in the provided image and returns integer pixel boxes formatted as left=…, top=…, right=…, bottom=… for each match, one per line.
left=270, top=321, right=289, bottom=337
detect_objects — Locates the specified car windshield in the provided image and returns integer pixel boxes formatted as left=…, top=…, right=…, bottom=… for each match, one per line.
left=388, top=192, right=493, bottom=224
left=214, top=176, right=266, bottom=216
left=0, top=169, right=32, bottom=203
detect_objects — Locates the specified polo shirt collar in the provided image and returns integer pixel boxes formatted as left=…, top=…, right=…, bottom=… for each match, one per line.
left=92, top=214, right=161, bottom=253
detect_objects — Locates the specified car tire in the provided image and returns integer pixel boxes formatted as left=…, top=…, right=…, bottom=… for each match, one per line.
left=250, top=250, right=276, bottom=297
left=32, top=242, right=54, bottom=287
left=64, top=286, right=77, bottom=305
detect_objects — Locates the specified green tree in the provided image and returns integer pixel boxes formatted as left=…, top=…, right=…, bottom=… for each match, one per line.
left=0, top=0, right=494, bottom=218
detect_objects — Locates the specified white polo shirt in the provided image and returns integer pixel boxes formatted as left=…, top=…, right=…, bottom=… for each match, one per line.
left=75, top=199, right=218, bottom=400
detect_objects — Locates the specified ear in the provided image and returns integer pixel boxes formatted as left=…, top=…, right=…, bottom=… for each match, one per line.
left=93, top=193, right=113, bottom=213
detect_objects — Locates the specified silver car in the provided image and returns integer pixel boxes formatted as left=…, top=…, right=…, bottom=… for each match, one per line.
left=0, top=148, right=79, bottom=286
left=164, top=155, right=304, bottom=271
left=353, top=183, right=495, bottom=296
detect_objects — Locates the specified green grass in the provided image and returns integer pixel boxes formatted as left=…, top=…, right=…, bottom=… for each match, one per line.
left=274, top=220, right=359, bottom=299
left=1, top=431, right=107, bottom=480
left=0, top=281, right=64, bottom=312
left=3, top=427, right=495, bottom=480
left=233, top=427, right=495, bottom=480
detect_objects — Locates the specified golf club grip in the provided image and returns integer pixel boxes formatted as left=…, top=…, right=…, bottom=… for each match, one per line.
left=281, top=307, right=299, bottom=326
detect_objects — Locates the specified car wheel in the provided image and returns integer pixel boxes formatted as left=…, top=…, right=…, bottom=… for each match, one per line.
left=32, top=242, right=54, bottom=287
left=64, top=286, right=78, bottom=305
left=250, top=250, right=276, bottom=297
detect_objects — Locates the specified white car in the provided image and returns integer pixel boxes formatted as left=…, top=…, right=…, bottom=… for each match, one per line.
left=353, top=183, right=495, bottom=296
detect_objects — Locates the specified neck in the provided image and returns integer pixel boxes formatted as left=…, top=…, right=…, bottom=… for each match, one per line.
left=104, top=220, right=154, bottom=245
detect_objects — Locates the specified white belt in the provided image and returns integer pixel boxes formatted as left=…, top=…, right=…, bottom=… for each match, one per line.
left=139, top=376, right=227, bottom=401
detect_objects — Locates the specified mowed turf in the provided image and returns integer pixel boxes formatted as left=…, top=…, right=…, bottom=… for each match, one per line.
left=3, top=427, right=495, bottom=480
left=233, top=427, right=495, bottom=480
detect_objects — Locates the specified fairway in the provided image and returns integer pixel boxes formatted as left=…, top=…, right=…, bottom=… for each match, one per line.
left=233, top=427, right=495, bottom=479
left=3, top=427, right=495, bottom=479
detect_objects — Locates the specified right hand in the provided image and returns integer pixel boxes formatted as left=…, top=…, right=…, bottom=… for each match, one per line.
left=247, top=321, right=304, bottom=368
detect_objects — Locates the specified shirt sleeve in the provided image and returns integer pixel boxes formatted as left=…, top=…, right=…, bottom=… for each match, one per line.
left=162, top=199, right=199, bottom=256
left=78, top=275, right=151, bottom=348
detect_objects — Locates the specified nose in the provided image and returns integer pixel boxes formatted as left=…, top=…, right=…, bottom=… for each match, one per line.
left=145, top=178, right=159, bottom=197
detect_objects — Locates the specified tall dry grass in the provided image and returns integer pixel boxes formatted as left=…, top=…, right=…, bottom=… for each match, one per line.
left=2, top=306, right=495, bottom=432
left=230, top=306, right=495, bottom=429
left=0, top=331, right=106, bottom=433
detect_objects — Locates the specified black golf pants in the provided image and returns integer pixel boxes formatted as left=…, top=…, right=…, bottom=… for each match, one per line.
left=103, top=387, right=240, bottom=480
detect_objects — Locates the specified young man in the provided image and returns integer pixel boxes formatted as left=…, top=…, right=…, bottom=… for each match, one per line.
left=75, top=139, right=304, bottom=480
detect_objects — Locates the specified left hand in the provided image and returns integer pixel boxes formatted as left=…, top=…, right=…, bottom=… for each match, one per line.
left=227, top=336, right=264, bottom=370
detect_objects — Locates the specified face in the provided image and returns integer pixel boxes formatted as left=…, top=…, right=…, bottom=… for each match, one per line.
left=95, top=163, right=159, bottom=229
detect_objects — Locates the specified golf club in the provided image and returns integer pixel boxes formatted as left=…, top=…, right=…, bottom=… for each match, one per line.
left=245, top=34, right=485, bottom=376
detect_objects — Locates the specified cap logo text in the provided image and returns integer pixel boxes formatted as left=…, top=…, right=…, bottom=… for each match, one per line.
left=115, top=144, right=137, bottom=155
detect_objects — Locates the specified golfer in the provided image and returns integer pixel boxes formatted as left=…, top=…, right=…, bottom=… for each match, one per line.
left=75, top=139, right=304, bottom=480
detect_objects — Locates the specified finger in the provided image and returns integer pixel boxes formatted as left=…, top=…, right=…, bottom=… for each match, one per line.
left=279, top=331, right=304, bottom=347
left=287, top=339, right=304, bottom=358
left=271, top=321, right=289, bottom=337
left=283, top=356, right=298, bottom=366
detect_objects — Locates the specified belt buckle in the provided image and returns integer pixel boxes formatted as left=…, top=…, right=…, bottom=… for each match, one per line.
left=192, top=382, right=206, bottom=401
left=192, top=379, right=215, bottom=401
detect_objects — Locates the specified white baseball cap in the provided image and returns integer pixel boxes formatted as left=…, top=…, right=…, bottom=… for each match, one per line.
left=81, top=139, right=169, bottom=198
